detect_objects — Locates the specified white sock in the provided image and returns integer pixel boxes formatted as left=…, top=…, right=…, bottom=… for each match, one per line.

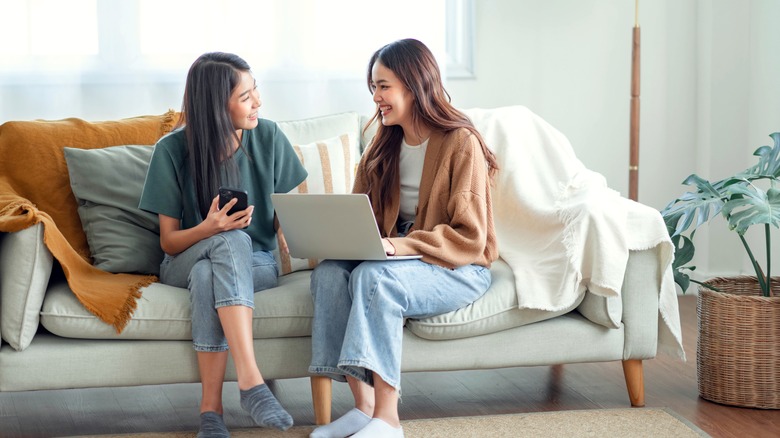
left=309, top=408, right=372, bottom=438
left=351, top=418, right=404, bottom=438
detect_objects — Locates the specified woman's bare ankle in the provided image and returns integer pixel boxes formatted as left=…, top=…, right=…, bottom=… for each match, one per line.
left=373, top=413, right=401, bottom=428
left=355, top=401, right=374, bottom=417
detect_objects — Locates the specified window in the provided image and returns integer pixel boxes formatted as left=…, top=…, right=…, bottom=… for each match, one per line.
left=0, top=0, right=469, bottom=80
left=446, top=0, right=475, bottom=78
left=0, top=0, right=472, bottom=121
left=0, top=0, right=98, bottom=68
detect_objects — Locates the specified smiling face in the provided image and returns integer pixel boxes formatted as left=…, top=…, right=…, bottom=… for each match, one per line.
left=227, top=70, right=261, bottom=133
left=371, top=61, right=415, bottom=134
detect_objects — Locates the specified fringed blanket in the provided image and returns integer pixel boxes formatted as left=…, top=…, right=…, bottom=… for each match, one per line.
left=0, top=111, right=178, bottom=332
left=464, top=106, right=685, bottom=359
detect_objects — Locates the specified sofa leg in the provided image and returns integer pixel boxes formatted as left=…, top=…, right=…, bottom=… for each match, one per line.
left=621, top=359, right=645, bottom=407
left=311, top=376, right=333, bottom=425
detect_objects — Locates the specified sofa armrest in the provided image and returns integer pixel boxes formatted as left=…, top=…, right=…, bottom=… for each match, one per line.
left=620, top=247, right=661, bottom=360
left=0, top=223, right=54, bottom=350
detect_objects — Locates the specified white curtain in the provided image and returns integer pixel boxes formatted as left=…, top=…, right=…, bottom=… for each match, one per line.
left=0, top=0, right=447, bottom=122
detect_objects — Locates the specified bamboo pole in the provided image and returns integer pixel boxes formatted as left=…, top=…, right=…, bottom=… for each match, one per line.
left=629, top=1, right=640, bottom=201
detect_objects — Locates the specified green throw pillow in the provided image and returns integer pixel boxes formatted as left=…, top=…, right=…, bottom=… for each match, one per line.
left=63, top=145, right=163, bottom=275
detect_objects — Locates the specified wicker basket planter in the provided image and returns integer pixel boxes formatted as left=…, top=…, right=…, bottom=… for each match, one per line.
left=697, top=276, right=780, bottom=409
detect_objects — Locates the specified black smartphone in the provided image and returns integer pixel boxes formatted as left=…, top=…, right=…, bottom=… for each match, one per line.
left=218, top=187, right=249, bottom=216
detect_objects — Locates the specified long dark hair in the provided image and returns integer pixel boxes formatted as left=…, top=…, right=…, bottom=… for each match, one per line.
left=362, top=39, right=499, bottom=208
left=177, top=52, right=250, bottom=219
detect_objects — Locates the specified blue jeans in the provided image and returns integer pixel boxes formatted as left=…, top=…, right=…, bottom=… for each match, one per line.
left=308, top=259, right=491, bottom=390
left=159, top=230, right=278, bottom=352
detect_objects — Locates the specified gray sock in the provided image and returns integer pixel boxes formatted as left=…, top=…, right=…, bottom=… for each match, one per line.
left=197, top=411, right=230, bottom=438
left=239, top=383, right=294, bottom=431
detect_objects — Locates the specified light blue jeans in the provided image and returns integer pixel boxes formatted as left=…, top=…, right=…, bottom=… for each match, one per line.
left=308, top=259, right=491, bottom=390
left=159, top=230, right=278, bottom=352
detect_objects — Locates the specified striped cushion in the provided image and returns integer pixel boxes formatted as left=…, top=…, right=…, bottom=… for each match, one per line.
left=274, top=133, right=358, bottom=275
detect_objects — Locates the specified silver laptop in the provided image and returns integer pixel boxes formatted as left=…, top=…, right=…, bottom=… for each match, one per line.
left=271, top=193, right=422, bottom=261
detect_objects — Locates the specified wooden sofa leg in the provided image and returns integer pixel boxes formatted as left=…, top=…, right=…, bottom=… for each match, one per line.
left=311, top=376, right=332, bottom=425
left=621, top=359, right=645, bottom=407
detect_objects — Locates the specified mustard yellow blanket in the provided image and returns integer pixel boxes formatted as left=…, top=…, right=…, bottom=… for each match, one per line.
left=0, top=111, right=178, bottom=332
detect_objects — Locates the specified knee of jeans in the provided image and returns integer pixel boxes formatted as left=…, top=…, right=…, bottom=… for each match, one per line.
left=188, top=259, right=213, bottom=293
left=311, top=260, right=350, bottom=295
left=216, top=229, right=252, bottom=253
left=348, top=261, right=387, bottom=297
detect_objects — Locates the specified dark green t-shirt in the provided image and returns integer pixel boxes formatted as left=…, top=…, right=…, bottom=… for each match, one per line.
left=139, top=119, right=307, bottom=252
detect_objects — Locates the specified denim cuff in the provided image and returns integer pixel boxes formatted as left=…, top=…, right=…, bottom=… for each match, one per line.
left=214, top=298, right=255, bottom=309
left=308, top=365, right=348, bottom=383
left=193, top=343, right=229, bottom=353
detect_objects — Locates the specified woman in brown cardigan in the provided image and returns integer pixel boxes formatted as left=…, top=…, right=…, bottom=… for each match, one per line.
left=308, top=39, right=500, bottom=438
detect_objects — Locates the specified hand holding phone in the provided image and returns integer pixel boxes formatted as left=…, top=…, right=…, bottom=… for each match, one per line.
left=218, top=187, right=249, bottom=216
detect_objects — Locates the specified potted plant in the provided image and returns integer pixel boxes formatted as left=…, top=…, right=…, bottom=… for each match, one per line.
left=661, top=132, right=780, bottom=409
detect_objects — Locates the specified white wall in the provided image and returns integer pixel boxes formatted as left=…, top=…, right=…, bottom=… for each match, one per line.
left=448, top=0, right=695, bottom=207
left=449, top=0, right=780, bottom=284
left=696, top=0, right=780, bottom=278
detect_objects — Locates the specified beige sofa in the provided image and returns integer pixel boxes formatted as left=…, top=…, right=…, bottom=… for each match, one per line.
left=0, top=107, right=683, bottom=425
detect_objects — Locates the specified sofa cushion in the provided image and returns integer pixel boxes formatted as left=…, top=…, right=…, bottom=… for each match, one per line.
left=63, top=145, right=164, bottom=276
left=577, top=291, right=622, bottom=329
left=278, top=112, right=361, bottom=148
left=39, top=256, right=580, bottom=342
left=406, top=258, right=583, bottom=340
left=274, top=133, right=358, bottom=275
left=39, top=270, right=314, bottom=340
left=0, top=223, right=53, bottom=351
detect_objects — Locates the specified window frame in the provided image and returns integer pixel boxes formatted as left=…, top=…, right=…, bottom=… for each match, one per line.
left=445, top=0, right=476, bottom=79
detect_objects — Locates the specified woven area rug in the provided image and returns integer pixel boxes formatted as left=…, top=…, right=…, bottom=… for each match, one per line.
left=82, top=408, right=709, bottom=437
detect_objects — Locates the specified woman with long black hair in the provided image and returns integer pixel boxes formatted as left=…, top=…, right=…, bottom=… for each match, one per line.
left=140, top=52, right=306, bottom=437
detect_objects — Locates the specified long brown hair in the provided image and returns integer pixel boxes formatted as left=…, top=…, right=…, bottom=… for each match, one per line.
left=361, top=39, right=498, bottom=207
left=177, top=52, right=250, bottom=219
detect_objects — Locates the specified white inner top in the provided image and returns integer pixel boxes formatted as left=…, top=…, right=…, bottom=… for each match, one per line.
left=398, top=137, right=429, bottom=223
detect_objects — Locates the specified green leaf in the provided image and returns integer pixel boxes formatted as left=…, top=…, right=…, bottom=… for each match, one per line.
left=660, top=132, right=780, bottom=295
left=738, top=132, right=780, bottom=179
left=660, top=174, right=726, bottom=237
left=673, top=269, right=691, bottom=293
left=722, top=185, right=780, bottom=234
left=670, top=234, right=696, bottom=293
left=671, top=234, right=695, bottom=268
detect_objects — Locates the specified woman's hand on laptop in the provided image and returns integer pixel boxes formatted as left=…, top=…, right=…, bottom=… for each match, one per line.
left=382, top=238, right=396, bottom=256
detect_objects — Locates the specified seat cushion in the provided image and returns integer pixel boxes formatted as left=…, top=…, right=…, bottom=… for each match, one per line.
left=39, top=271, right=314, bottom=340
left=406, top=258, right=583, bottom=340
left=39, top=256, right=589, bottom=342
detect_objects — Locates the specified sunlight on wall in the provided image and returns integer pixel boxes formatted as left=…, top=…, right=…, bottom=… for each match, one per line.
left=0, top=0, right=447, bottom=121
left=137, top=0, right=278, bottom=69
left=0, top=0, right=97, bottom=65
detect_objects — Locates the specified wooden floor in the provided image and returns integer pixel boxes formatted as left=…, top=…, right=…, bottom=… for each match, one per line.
left=1, top=295, right=778, bottom=437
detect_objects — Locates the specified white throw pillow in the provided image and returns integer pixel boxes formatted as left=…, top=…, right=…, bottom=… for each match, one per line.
left=0, top=223, right=53, bottom=351
left=278, top=111, right=361, bottom=148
